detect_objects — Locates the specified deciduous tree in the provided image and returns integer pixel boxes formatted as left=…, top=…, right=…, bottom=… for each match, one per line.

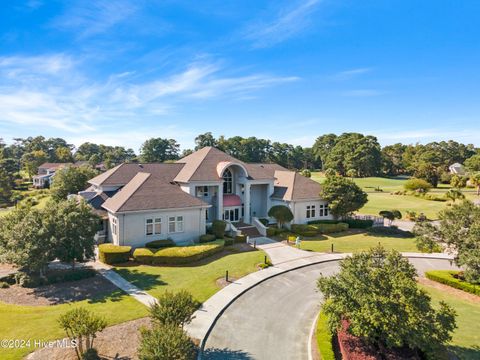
left=320, top=176, right=368, bottom=218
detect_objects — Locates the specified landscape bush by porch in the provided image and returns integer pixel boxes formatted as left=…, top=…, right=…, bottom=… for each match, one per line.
left=145, top=239, right=175, bottom=249
left=291, top=224, right=318, bottom=237
left=343, top=219, right=374, bottom=229
left=266, top=227, right=277, bottom=237
left=211, top=220, right=227, bottom=239
left=133, top=240, right=225, bottom=265
left=234, top=234, right=247, bottom=243
left=98, top=244, right=132, bottom=265
left=310, top=222, right=349, bottom=234
left=198, top=234, right=216, bottom=243
left=425, top=270, right=480, bottom=296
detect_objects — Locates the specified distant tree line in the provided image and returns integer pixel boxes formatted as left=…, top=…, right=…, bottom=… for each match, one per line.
left=0, top=133, right=479, bottom=204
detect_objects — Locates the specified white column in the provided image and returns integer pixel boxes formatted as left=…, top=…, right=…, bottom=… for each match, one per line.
left=244, top=183, right=251, bottom=223
left=217, top=184, right=223, bottom=220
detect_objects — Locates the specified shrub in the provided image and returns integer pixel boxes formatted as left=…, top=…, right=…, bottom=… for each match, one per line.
left=0, top=281, right=10, bottom=288
left=344, top=219, right=373, bottom=229
left=368, top=226, right=414, bottom=238
left=138, top=324, right=196, bottom=360
left=266, top=227, right=277, bottom=237
left=18, top=268, right=97, bottom=288
left=234, top=234, right=247, bottom=243
left=98, top=244, right=131, bottom=265
left=258, top=218, right=269, bottom=226
left=308, top=220, right=339, bottom=225
left=268, top=205, right=294, bottom=228
left=198, top=234, right=216, bottom=243
left=425, top=270, right=480, bottom=296
left=150, top=290, right=199, bottom=327
left=145, top=239, right=175, bottom=249
left=211, top=220, right=226, bottom=239
left=224, top=237, right=234, bottom=246
left=310, top=222, right=349, bottom=234
left=133, top=240, right=224, bottom=265
left=291, top=224, right=318, bottom=237
left=82, top=348, right=100, bottom=360
left=404, top=178, right=432, bottom=192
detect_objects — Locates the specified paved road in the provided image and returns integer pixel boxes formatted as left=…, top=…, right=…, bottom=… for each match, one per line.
left=203, top=258, right=458, bottom=360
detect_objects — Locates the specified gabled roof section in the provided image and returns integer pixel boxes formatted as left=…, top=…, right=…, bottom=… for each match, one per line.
left=272, top=170, right=322, bottom=201
left=102, top=172, right=208, bottom=213
left=88, top=163, right=185, bottom=187
left=245, top=163, right=287, bottom=180
left=175, top=147, right=248, bottom=182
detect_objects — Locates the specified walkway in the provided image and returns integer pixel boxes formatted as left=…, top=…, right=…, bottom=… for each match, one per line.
left=89, top=260, right=158, bottom=307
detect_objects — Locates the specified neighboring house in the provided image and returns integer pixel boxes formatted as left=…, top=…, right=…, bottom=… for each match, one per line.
left=79, top=147, right=332, bottom=247
left=33, top=163, right=71, bottom=188
left=449, top=162, right=466, bottom=175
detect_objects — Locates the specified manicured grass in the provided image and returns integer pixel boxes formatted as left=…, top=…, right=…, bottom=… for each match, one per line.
left=115, top=248, right=267, bottom=302
left=299, top=231, right=419, bottom=253
left=0, top=291, right=148, bottom=360
left=420, top=284, right=480, bottom=360
left=310, top=173, right=480, bottom=220
left=316, top=311, right=335, bottom=360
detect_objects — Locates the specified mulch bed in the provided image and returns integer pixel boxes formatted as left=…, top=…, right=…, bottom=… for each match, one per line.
left=27, top=317, right=151, bottom=360
left=337, top=320, right=421, bottom=360
left=0, top=274, right=118, bottom=306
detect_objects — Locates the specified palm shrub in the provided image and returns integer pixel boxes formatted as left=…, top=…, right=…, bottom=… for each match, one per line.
left=58, top=307, right=107, bottom=360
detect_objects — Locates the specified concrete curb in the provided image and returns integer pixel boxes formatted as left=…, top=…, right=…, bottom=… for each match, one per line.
left=194, top=252, right=454, bottom=359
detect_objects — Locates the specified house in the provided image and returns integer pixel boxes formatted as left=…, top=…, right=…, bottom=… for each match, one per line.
left=449, top=162, right=466, bottom=175
left=79, top=147, right=332, bottom=247
left=33, top=163, right=71, bottom=188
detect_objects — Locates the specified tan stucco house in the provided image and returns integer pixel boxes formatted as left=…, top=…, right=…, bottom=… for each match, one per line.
left=79, top=147, right=332, bottom=247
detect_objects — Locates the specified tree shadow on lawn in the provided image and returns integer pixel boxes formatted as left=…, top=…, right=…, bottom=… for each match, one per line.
left=449, top=345, right=480, bottom=360
left=203, top=347, right=254, bottom=360
left=113, top=268, right=166, bottom=291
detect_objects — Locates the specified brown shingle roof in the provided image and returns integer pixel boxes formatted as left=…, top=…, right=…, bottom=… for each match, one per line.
left=88, top=163, right=185, bottom=186
left=102, top=172, right=208, bottom=213
left=272, top=170, right=322, bottom=201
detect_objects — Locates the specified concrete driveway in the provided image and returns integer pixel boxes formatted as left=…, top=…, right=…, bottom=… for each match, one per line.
left=203, top=258, right=458, bottom=360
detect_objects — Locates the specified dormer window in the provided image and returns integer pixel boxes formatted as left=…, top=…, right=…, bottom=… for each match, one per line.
left=223, top=168, right=233, bottom=194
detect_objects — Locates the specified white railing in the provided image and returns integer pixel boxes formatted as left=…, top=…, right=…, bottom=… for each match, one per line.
left=252, top=217, right=268, bottom=236
left=226, top=221, right=242, bottom=237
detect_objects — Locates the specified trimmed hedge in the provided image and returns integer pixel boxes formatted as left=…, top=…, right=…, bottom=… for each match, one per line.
left=199, top=234, right=216, bottom=243
left=145, top=238, right=175, bottom=249
left=425, top=270, right=480, bottom=296
left=98, top=244, right=132, bottom=265
left=310, top=222, right=349, bottom=234
left=291, top=224, right=318, bottom=237
left=266, top=227, right=277, bottom=237
left=224, top=237, right=234, bottom=246
left=235, top=234, right=247, bottom=243
left=316, top=312, right=335, bottom=360
left=133, top=240, right=225, bottom=265
left=368, top=226, right=414, bottom=238
left=308, top=220, right=339, bottom=225
left=343, top=219, right=373, bottom=229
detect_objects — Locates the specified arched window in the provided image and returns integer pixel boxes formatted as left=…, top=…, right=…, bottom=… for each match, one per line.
left=223, top=168, right=233, bottom=194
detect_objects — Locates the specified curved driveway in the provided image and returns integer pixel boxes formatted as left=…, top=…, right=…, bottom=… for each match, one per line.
left=203, top=258, right=458, bottom=360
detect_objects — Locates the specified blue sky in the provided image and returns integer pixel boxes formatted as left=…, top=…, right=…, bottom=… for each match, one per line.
left=1, top=0, right=480, bottom=151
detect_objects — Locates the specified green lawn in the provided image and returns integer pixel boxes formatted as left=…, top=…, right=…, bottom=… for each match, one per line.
left=0, top=290, right=148, bottom=360
left=114, top=248, right=267, bottom=302
left=421, top=284, right=480, bottom=360
left=311, top=173, right=480, bottom=220
left=299, top=231, right=419, bottom=253
left=0, top=247, right=266, bottom=359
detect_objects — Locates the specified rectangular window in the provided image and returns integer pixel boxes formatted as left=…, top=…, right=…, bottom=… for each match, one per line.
left=311, top=205, right=316, bottom=218
left=112, top=217, right=118, bottom=235
left=306, top=205, right=311, bottom=219
left=146, top=218, right=161, bottom=235
left=319, top=204, right=325, bottom=217
left=197, top=186, right=209, bottom=197
left=168, top=216, right=184, bottom=233
left=325, top=205, right=329, bottom=217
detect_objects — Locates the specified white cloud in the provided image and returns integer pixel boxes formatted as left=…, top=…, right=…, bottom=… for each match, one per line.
left=332, top=68, right=372, bottom=80
left=51, top=0, right=138, bottom=38
left=243, top=0, right=321, bottom=48
left=0, top=54, right=298, bottom=136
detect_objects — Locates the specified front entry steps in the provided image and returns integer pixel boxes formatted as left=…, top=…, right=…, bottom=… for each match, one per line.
left=236, top=223, right=262, bottom=238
